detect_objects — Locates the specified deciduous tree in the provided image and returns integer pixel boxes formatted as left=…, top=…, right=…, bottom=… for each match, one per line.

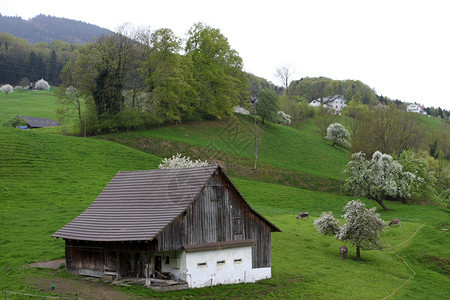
left=314, top=200, right=386, bottom=260
left=345, top=151, right=415, bottom=210
left=256, top=88, right=278, bottom=125
left=351, top=105, right=425, bottom=156
left=325, top=123, right=350, bottom=147
left=185, top=22, right=248, bottom=120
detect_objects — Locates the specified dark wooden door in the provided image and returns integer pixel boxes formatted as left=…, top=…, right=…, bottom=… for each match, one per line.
left=155, top=256, right=162, bottom=273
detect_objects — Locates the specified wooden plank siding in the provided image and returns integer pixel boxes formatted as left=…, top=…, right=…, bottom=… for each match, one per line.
left=156, top=172, right=273, bottom=268
left=65, top=240, right=158, bottom=276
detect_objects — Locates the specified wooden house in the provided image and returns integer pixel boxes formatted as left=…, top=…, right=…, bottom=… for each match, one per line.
left=53, top=165, right=280, bottom=288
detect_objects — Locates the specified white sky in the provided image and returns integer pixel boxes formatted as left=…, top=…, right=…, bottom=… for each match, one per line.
left=2, top=0, right=449, bottom=109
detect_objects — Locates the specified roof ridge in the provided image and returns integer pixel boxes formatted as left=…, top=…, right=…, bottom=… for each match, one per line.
left=117, top=164, right=219, bottom=173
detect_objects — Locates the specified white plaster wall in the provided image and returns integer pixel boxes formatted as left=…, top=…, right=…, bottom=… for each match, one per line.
left=248, top=267, right=272, bottom=282
left=185, top=246, right=254, bottom=288
left=155, top=247, right=272, bottom=288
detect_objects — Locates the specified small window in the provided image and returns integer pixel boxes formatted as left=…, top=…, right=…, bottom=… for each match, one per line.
left=197, top=262, right=207, bottom=267
left=234, top=259, right=242, bottom=263
left=165, top=256, right=170, bottom=265
left=217, top=260, right=225, bottom=265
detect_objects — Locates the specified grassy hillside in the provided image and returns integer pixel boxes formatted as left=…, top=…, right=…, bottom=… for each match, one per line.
left=0, top=89, right=60, bottom=123
left=1, top=125, right=449, bottom=299
left=98, top=114, right=349, bottom=194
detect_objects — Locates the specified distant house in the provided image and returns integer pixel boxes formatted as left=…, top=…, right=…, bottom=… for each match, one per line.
left=17, top=115, right=60, bottom=129
left=53, top=165, right=280, bottom=289
left=406, top=104, right=426, bottom=114
left=309, top=95, right=347, bottom=113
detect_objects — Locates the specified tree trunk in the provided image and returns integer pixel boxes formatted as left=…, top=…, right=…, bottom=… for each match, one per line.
left=374, top=197, right=390, bottom=211
left=356, top=246, right=361, bottom=260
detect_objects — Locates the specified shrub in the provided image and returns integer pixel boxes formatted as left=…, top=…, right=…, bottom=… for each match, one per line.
left=3, top=116, right=27, bottom=128
left=35, top=79, right=51, bottom=90
left=0, top=84, right=14, bottom=94
left=158, top=153, right=209, bottom=169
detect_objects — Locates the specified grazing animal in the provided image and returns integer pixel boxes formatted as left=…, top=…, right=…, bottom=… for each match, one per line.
left=388, top=218, right=402, bottom=228
left=340, top=246, right=348, bottom=259
left=296, top=212, right=309, bottom=220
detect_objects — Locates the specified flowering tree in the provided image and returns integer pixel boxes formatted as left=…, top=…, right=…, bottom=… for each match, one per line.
left=0, top=84, right=14, bottom=94
left=277, top=111, right=291, bottom=125
left=345, top=151, right=415, bottom=210
left=158, top=153, right=209, bottom=169
left=314, top=211, right=340, bottom=236
left=325, top=123, right=350, bottom=147
left=314, top=200, right=386, bottom=260
left=35, top=79, right=51, bottom=90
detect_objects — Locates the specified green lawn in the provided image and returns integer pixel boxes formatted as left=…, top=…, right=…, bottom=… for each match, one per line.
left=1, top=125, right=448, bottom=299
left=0, top=89, right=60, bottom=123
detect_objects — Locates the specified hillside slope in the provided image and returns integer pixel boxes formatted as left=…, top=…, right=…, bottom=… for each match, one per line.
left=98, top=114, right=349, bottom=193
left=1, top=125, right=448, bottom=299
left=0, top=14, right=112, bottom=44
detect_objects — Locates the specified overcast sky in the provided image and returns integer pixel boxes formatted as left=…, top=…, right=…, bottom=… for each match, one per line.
left=3, top=0, right=449, bottom=109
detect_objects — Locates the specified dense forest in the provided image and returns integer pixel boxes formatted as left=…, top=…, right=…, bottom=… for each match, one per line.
left=0, top=32, right=79, bottom=85
left=0, top=14, right=112, bottom=45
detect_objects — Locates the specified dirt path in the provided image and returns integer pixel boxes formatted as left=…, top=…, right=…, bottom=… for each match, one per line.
left=27, top=260, right=138, bottom=299
left=28, top=277, right=138, bottom=300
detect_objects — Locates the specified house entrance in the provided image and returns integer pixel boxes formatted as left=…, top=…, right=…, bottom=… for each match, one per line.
left=155, top=256, right=162, bottom=274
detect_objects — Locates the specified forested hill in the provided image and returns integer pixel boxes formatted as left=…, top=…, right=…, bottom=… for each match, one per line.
left=0, top=14, right=112, bottom=44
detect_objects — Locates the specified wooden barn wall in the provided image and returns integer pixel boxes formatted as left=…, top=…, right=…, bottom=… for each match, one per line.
left=64, top=240, right=158, bottom=274
left=65, top=240, right=105, bottom=274
left=156, top=172, right=272, bottom=268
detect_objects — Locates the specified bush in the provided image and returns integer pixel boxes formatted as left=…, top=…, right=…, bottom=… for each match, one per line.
left=35, top=79, right=51, bottom=90
left=0, top=84, right=14, bottom=94
left=3, top=116, right=27, bottom=128
left=158, top=153, right=209, bottom=169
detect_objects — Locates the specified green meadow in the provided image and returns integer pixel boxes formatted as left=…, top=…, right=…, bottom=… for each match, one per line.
left=0, top=91, right=449, bottom=299
left=0, top=89, right=59, bottom=122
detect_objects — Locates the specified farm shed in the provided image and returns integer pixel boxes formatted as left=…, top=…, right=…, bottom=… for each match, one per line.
left=17, top=115, right=60, bottom=128
left=52, top=165, right=280, bottom=288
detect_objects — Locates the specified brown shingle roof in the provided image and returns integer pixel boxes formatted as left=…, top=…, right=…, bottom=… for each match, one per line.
left=52, top=165, right=219, bottom=241
left=52, top=165, right=280, bottom=242
left=18, top=115, right=60, bottom=128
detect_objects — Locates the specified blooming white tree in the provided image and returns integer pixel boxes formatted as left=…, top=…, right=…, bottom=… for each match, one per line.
left=158, top=153, right=209, bottom=169
left=0, top=84, right=14, bottom=94
left=325, top=123, right=350, bottom=147
left=66, top=86, right=77, bottom=96
left=277, top=111, right=291, bottom=125
left=35, top=79, right=51, bottom=90
left=345, top=151, right=415, bottom=210
left=314, top=211, right=340, bottom=236
left=314, top=200, right=386, bottom=260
